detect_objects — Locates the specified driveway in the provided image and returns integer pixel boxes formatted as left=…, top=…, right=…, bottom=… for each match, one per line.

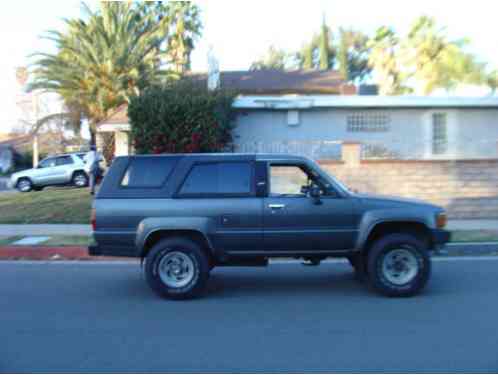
left=1, top=258, right=498, bottom=373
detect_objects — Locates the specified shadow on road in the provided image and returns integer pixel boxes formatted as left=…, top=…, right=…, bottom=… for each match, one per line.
left=206, top=267, right=370, bottom=299
left=109, top=262, right=459, bottom=302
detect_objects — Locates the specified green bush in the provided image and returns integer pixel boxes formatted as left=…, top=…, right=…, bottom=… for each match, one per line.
left=128, top=79, right=237, bottom=154
left=13, top=151, right=48, bottom=172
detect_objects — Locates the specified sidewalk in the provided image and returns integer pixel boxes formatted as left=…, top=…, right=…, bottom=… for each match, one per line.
left=0, top=220, right=496, bottom=237
left=0, top=224, right=91, bottom=236
left=446, top=220, right=498, bottom=231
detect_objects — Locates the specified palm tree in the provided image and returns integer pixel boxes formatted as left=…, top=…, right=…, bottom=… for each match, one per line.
left=30, top=2, right=201, bottom=143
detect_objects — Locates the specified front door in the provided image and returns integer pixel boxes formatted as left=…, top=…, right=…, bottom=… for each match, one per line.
left=34, top=157, right=58, bottom=185
left=263, top=163, right=356, bottom=252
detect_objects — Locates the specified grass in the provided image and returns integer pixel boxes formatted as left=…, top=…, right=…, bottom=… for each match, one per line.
left=0, top=187, right=92, bottom=224
left=0, top=236, right=22, bottom=246
left=450, top=230, right=498, bottom=243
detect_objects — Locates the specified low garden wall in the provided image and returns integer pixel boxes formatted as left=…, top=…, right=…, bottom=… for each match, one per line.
left=319, top=143, right=498, bottom=219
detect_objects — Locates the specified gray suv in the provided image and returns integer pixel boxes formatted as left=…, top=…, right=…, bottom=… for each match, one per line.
left=89, top=154, right=450, bottom=299
left=10, top=153, right=89, bottom=192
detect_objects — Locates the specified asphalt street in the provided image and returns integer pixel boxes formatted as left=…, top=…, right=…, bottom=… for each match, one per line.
left=1, top=258, right=498, bottom=373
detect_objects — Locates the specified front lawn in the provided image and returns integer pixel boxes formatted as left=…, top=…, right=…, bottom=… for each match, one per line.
left=0, top=188, right=92, bottom=224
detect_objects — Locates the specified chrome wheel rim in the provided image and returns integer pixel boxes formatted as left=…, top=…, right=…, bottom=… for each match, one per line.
left=158, top=251, right=195, bottom=288
left=74, top=175, right=87, bottom=186
left=18, top=180, right=31, bottom=192
left=382, top=248, right=419, bottom=285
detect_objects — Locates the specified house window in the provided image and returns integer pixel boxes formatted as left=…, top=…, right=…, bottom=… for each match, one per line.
left=432, top=113, right=448, bottom=155
left=347, top=112, right=390, bottom=132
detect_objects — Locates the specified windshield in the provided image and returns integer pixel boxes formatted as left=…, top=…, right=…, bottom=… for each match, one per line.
left=307, top=158, right=352, bottom=195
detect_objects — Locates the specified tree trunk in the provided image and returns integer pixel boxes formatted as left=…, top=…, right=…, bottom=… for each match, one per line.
left=89, top=125, right=96, bottom=147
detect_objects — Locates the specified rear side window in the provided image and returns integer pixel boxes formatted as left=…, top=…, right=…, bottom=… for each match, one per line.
left=56, top=156, right=73, bottom=166
left=121, top=157, right=176, bottom=188
left=179, top=162, right=252, bottom=195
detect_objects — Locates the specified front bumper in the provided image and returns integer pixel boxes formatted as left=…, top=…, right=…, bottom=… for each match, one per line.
left=431, top=229, right=451, bottom=249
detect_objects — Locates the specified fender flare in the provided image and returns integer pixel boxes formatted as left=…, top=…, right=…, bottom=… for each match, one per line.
left=136, top=217, right=216, bottom=257
left=355, top=209, right=434, bottom=251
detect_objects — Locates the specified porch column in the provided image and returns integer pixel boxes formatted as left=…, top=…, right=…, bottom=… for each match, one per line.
left=114, top=131, right=131, bottom=156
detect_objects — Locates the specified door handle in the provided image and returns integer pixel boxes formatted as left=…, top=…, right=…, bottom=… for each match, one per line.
left=268, top=204, right=285, bottom=209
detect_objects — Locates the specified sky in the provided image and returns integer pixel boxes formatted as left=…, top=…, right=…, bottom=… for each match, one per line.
left=1, top=0, right=498, bottom=134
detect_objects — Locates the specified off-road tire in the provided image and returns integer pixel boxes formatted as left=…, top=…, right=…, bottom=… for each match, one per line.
left=367, top=233, right=431, bottom=297
left=16, top=178, right=33, bottom=193
left=72, top=171, right=89, bottom=187
left=144, top=237, right=210, bottom=300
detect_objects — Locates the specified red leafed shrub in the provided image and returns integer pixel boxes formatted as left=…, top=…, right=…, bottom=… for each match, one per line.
left=128, top=79, right=237, bottom=154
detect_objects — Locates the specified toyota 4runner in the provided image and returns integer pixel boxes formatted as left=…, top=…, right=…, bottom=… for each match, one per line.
left=89, top=154, right=450, bottom=299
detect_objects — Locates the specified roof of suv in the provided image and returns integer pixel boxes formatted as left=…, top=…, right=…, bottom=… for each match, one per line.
left=121, top=153, right=311, bottom=163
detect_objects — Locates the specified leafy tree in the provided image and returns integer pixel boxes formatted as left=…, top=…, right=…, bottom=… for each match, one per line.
left=250, top=46, right=291, bottom=71
left=401, top=16, right=486, bottom=94
left=319, top=16, right=331, bottom=70
left=164, top=2, right=202, bottom=74
left=30, top=2, right=202, bottom=143
left=337, top=28, right=371, bottom=83
left=128, top=79, right=237, bottom=154
left=298, top=34, right=322, bottom=69
left=368, top=26, right=410, bottom=95
left=486, top=71, right=498, bottom=94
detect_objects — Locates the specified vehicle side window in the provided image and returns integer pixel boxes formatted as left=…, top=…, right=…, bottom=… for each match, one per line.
left=39, top=158, right=56, bottom=168
left=270, top=165, right=310, bottom=196
left=121, top=157, right=176, bottom=188
left=56, top=156, right=73, bottom=166
left=179, top=162, right=252, bottom=195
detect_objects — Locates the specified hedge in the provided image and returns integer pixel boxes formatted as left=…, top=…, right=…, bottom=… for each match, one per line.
left=128, top=79, right=237, bottom=154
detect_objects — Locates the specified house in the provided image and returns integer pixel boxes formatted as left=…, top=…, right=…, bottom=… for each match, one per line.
left=97, top=70, right=498, bottom=161
left=233, top=95, right=498, bottom=160
left=96, top=70, right=355, bottom=156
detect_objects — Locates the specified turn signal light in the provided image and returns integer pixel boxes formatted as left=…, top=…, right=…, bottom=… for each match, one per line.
left=436, top=212, right=447, bottom=228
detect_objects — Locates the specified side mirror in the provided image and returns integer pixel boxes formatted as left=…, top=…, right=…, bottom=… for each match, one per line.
left=309, top=185, right=322, bottom=204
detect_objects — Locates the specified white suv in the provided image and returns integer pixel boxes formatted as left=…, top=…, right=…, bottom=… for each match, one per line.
left=10, top=153, right=89, bottom=192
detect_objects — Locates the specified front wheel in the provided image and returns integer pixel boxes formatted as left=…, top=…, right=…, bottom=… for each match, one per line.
left=16, top=178, right=33, bottom=192
left=144, top=237, right=210, bottom=300
left=367, top=234, right=431, bottom=297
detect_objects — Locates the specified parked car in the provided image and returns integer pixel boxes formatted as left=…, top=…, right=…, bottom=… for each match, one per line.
left=89, top=153, right=450, bottom=299
left=9, top=153, right=90, bottom=192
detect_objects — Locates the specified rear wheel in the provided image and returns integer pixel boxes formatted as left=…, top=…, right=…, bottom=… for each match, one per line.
left=16, top=178, right=32, bottom=192
left=367, top=233, right=431, bottom=297
left=144, top=237, right=210, bottom=300
left=72, top=171, right=88, bottom=187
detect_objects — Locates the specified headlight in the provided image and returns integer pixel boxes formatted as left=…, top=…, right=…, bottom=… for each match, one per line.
left=436, top=212, right=447, bottom=228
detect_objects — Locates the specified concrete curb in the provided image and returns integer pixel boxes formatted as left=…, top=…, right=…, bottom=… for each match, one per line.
left=1, top=242, right=498, bottom=261
left=0, top=246, right=129, bottom=261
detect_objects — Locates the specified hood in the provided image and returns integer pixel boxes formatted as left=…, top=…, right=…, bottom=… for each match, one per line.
left=354, top=192, right=441, bottom=211
left=11, top=167, right=35, bottom=178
